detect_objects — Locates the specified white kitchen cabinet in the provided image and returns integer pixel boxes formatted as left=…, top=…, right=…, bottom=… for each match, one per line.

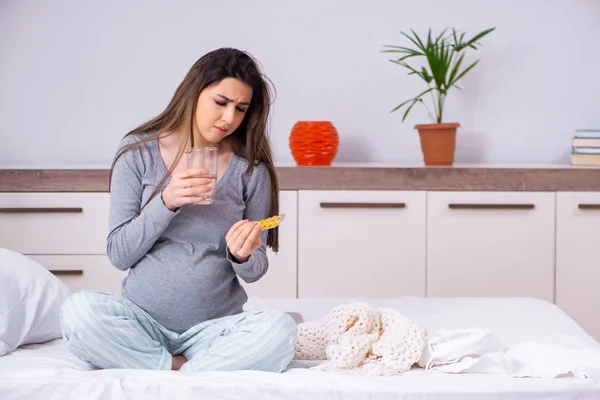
left=0, top=192, right=122, bottom=295
left=30, top=255, right=126, bottom=295
left=556, top=192, right=600, bottom=341
left=0, top=193, right=109, bottom=255
left=426, top=191, right=555, bottom=302
left=297, top=190, right=426, bottom=298
left=241, top=190, right=298, bottom=298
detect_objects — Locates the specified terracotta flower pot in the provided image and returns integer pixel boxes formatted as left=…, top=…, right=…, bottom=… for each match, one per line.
left=289, top=121, right=339, bottom=166
left=414, top=122, right=460, bottom=166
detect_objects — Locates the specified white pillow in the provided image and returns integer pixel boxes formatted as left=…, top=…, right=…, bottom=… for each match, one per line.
left=0, top=248, right=71, bottom=356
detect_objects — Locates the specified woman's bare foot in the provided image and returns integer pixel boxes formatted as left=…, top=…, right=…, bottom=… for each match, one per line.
left=171, top=355, right=188, bottom=371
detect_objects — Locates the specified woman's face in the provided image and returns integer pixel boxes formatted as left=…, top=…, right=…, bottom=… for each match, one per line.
left=194, top=77, right=253, bottom=145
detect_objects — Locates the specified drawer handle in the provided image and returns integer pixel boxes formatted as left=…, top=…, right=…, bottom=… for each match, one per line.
left=579, top=204, right=600, bottom=210
left=320, top=202, right=406, bottom=209
left=0, top=207, right=83, bottom=213
left=50, top=270, right=83, bottom=276
left=448, top=203, right=535, bottom=210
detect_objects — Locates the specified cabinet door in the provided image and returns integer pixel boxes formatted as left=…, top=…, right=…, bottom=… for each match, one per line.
left=241, top=190, right=298, bottom=298
left=556, top=192, right=600, bottom=341
left=0, top=193, right=109, bottom=254
left=297, top=190, right=426, bottom=298
left=30, top=255, right=127, bottom=295
left=427, top=191, right=555, bottom=301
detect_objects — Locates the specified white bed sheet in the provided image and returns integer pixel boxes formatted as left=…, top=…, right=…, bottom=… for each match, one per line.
left=0, top=296, right=599, bottom=400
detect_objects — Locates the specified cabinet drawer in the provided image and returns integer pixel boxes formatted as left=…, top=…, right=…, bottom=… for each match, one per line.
left=0, top=193, right=109, bottom=254
left=556, top=192, right=600, bottom=341
left=426, top=191, right=555, bottom=301
left=30, top=255, right=126, bottom=295
left=298, top=190, right=426, bottom=298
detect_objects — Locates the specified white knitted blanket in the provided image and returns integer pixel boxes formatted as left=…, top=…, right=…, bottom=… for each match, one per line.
left=293, top=302, right=427, bottom=375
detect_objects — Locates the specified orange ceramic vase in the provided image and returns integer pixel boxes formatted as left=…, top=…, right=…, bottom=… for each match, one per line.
left=289, top=121, right=339, bottom=166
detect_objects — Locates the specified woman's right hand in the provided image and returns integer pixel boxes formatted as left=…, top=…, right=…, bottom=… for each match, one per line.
left=161, top=168, right=214, bottom=211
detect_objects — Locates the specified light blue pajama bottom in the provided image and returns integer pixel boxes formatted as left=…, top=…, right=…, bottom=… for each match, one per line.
left=59, top=290, right=298, bottom=373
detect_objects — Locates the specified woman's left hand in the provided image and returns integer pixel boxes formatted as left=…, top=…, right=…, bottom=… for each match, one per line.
left=226, top=220, right=262, bottom=263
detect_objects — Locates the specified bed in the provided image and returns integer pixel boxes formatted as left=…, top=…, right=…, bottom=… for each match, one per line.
left=1, top=296, right=599, bottom=400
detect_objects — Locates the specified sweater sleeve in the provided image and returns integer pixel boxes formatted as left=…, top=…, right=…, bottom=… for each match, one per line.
left=226, top=162, right=271, bottom=283
left=106, top=138, right=179, bottom=271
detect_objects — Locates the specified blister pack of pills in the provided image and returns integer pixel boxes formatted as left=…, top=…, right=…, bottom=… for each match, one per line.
left=259, top=214, right=285, bottom=231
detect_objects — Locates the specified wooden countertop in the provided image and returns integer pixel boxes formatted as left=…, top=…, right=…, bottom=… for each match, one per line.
left=1, top=166, right=599, bottom=192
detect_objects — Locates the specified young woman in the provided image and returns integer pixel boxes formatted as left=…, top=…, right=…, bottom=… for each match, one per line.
left=60, top=47, right=297, bottom=373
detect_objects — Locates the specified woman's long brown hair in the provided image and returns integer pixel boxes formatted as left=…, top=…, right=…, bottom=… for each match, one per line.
left=109, top=47, right=280, bottom=251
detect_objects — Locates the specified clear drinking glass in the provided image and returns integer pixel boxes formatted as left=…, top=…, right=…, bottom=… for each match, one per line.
left=186, top=147, right=218, bottom=205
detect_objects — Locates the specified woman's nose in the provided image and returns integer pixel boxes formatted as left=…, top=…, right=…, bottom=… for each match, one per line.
left=221, top=107, right=235, bottom=124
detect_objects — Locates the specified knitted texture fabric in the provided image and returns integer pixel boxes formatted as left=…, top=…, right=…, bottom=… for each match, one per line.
left=293, top=302, right=427, bottom=375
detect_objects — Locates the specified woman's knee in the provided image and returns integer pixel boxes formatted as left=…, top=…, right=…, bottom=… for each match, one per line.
left=267, top=309, right=298, bottom=336
left=257, top=310, right=298, bottom=371
left=60, top=290, right=117, bottom=340
left=258, top=309, right=298, bottom=350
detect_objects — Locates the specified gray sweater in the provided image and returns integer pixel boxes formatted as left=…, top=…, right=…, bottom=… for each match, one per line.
left=106, top=133, right=271, bottom=333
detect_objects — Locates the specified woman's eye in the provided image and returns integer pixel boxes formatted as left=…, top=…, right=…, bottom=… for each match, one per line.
left=214, top=99, right=247, bottom=113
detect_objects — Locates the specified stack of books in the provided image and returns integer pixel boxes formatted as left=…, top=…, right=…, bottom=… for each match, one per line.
left=571, top=129, right=600, bottom=166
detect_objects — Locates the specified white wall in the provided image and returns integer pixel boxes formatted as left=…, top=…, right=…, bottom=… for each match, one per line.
left=1, top=0, right=599, bottom=167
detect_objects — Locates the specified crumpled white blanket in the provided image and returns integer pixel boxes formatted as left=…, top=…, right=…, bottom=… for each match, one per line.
left=293, top=302, right=427, bottom=375
left=418, top=328, right=600, bottom=386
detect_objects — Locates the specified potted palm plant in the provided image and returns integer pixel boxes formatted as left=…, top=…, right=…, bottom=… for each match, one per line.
left=382, top=27, right=495, bottom=165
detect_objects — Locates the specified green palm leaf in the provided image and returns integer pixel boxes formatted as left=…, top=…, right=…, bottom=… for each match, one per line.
left=382, top=26, right=495, bottom=123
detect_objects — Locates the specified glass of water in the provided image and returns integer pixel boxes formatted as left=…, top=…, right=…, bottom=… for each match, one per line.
left=186, top=147, right=218, bottom=205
